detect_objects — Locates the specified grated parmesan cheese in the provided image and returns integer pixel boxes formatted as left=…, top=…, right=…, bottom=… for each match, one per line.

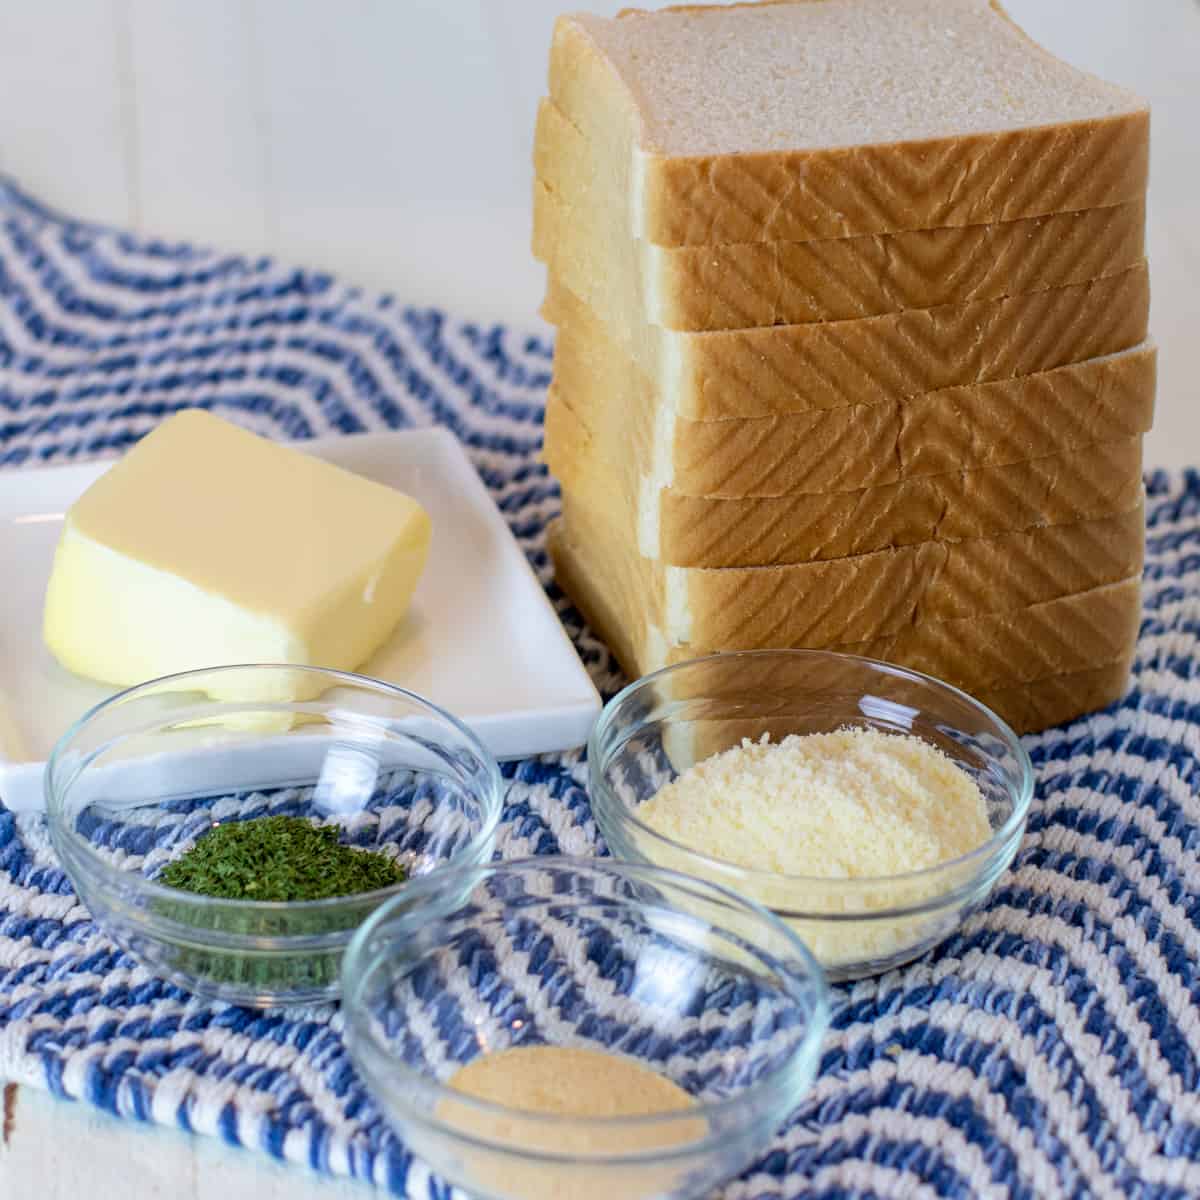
left=638, top=728, right=990, bottom=879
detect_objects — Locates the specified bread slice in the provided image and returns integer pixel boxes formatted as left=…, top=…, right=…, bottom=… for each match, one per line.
left=548, top=0, right=1149, bottom=247
left=817, top=577, right=1141, bottom=689
left=550, top=510, right=1139, bottom=702
left=666, top=660, right=1132, bottom=745
left=542, top=262, right=1149, bottom=421
left=643, top=439, right=1145, bottom=566
left=630, top=660, right=1131, bottom=772
left=534, top=101, right=1148, bottom=331
left=548, top=386, right=1144, bottom=566
left=555, top=495, right=1145, bottom=649
left=545, top=294, right=1156, bottom=497
left=976, top=659, right=1132, bottom=734
left=643, top=577, right=1142, bottom=696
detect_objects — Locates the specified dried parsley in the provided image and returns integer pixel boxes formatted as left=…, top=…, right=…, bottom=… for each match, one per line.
left=159, top=814, right=406, bottom=902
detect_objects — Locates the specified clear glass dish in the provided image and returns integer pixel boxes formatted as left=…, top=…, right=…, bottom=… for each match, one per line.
left=341, top=857, right=829, bottom=1200
left=589, top=650, right=1035, bottom=982
left=44, top=665, right=503, bottom=1006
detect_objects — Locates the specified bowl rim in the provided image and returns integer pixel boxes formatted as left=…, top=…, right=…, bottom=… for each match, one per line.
left=43, top=663, right=505, bottom=925
left=588, top=648, right=1035, bottom=903
left=340, top=854, right=831, bottom=1163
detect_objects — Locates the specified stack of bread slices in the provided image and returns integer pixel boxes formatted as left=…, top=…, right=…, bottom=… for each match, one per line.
left=536, top=0, right=1154, bottom=733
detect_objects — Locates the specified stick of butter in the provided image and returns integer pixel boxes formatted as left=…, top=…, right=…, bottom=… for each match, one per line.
left=43, top=409, right=431, bottom=699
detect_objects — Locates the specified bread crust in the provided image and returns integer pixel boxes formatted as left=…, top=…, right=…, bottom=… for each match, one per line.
left=534, top=101, right=1148, bottom=332
left=550, top=8, right=1149, bottom=246
left=543, top=264, right=1149, bottom=420
left=548, top=386, right=1144, bottom=566
left=557, top=491, right=1145, bottom=646
left=637, top=117, right=1150, bottom=246
left=651, top=440, right=1145, bottom=566
left=544, top=292, right=1156, bottom=498
left=549, top=513, right=1138, bottom=731
left=975, top=659, right=1133, bottom=734
left=815, top=577, right=1141, bottom=689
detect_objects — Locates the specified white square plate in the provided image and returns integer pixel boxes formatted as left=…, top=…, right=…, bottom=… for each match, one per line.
left=0, top=428, right=600, bottom=811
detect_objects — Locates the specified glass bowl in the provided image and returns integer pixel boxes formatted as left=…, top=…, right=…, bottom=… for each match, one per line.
left=589, top=650, right=1034, bottom=982
left=341, top=857, right=829, bottom=1200
left=44, top=665, right=503, bottom=1006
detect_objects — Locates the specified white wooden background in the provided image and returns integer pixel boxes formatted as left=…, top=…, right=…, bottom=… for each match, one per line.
left=0, top=2, right=1197, bottom=1198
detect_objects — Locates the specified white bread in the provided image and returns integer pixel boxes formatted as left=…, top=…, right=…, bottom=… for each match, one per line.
left=549, top=0, right=1149, bottom=246
left=548, top=512, right=1139, bottom=719
left=541, top=263, right=1150, bottom=421
left=537, top=0, right=1151, bottom=735
left=534, top=100, right=1148, bottom=332
left=547, top=388, right=1145, bottom=566
left=554, top=494, right=1144, bottom=649
left=658, top=658, right=1133, bottom=744
left=545, top=292, right=1156, bottom=497
left=650, top=661, right=1132, bottom=759
left=643, top=438, right=1145, bottom=565
left=669, top=658, right=1133, bottom=745
left=975, top=660, right=1133, bottom=734
left=810, top=577, right=1140, bottom=689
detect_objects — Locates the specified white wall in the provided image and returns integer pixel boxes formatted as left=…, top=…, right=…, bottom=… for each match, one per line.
left=0, top=0, right=1196, bottom=459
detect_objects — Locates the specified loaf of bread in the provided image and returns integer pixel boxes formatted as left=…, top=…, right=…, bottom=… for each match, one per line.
left=537, top=0, right=1152, bottom=733
left=548, top=0, right=1148, bottom=245
left=534, top=100, right=1149, bottom=332
left=546, top=290, right=1156, bottom=497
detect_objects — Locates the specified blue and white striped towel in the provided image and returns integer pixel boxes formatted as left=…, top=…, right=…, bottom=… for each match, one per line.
left=2, top=178, right=1200, bottom=1198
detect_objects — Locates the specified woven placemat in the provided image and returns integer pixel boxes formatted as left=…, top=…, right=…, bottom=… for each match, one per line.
left=2, top=179, right=1199, bottom=1198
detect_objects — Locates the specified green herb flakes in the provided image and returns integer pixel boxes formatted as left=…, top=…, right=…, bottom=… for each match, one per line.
left=159, top=814, right=406, bottom=902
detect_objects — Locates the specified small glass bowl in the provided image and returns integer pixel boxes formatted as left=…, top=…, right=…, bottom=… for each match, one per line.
left=45, top=665, right=503, bottom=1007
left=590, top=650, right=1034, bottom=982
left=341, top=857, right=829, bottom=1200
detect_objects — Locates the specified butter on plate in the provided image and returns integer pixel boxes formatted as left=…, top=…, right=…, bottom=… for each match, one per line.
left=43, top=409, right=431, bottom=699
